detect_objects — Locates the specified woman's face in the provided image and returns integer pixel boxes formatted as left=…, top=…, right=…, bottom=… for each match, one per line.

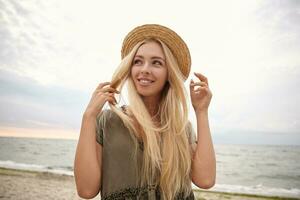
left=131, top=41, right=168, bottom=99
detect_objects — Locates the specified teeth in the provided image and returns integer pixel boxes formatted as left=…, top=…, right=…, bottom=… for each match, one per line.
left=140, top=80, right=152, bottom=83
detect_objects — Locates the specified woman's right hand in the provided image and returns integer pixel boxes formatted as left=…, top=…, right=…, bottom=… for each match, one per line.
left=84, top=82, right=119, bottom=118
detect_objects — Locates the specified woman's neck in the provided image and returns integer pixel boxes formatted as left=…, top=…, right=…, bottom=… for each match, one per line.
left=142, top=95, right=160, bottom=117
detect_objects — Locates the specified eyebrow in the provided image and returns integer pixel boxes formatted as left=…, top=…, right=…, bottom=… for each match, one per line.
left=134, top=55, right=165, bottom=61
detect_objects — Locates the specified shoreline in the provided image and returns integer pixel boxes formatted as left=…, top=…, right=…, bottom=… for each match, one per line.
left=0, top=167, right=299, bottom=200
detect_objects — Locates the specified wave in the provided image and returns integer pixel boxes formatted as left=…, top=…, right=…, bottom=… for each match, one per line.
left=0, top=160, right=73, bottom=176
left=1, top=160, right=299, bottom=198
left=193, top=183, right=300, bottom=199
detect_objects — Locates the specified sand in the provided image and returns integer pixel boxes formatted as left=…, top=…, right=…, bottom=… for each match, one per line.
left=0, top=167, right=298, bottom=200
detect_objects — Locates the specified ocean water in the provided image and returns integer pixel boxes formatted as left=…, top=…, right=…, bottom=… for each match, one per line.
left=0, top=136, right=299, bottom=198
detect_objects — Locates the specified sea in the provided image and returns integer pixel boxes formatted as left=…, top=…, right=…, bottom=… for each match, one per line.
left=0, top=136, right=299, bottom=198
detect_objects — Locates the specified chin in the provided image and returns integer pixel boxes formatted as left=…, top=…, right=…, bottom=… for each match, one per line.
left=137, top=91, right=154, bottom=97
left=135, top=89, right=156, bottom=97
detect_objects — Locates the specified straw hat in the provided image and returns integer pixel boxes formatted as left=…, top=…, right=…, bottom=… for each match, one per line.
left=121, top=24, right=191, bottom=80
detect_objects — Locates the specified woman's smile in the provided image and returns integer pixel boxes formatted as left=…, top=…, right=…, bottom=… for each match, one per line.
left=137, top=78, right=155, bottom=86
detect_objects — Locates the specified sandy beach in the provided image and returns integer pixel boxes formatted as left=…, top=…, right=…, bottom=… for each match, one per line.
left=0, top=167, right=298, bottom=200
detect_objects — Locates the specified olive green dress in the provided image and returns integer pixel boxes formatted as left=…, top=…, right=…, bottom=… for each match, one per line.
left=96, top=107, right=198, bottom=200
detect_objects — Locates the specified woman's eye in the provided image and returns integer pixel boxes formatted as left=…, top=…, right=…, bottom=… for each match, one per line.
left=133, top=60, right=142, bottom=65
left=153, top=60, right=162, bottom=65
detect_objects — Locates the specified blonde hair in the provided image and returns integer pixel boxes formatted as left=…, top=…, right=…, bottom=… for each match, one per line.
left=108, top=38, right=193, bottom=200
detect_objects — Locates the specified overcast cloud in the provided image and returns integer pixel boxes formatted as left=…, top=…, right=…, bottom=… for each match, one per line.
left=0, top=0, right=299, bottom=144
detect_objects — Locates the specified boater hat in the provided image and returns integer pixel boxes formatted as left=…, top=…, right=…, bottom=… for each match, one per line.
left=121, top=24, right=191, bottom=80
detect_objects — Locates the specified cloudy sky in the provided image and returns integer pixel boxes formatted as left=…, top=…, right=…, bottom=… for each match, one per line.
left=0, top=0, right=299, bottom=144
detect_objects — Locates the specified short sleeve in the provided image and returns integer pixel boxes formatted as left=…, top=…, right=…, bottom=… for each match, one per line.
left=186, top=121, right=197, bottom=145
left=96, top=110, right=108, bottom=146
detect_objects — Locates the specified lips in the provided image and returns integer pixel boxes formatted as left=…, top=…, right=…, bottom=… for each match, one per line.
left=137, top=78, right=154, bottom=86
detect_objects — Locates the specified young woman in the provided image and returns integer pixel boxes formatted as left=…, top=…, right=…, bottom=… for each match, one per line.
left=74, top=24, right=216, bottom=200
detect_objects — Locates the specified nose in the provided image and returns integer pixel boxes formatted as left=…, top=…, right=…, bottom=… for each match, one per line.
left=140, top=62, right=151, bottom=75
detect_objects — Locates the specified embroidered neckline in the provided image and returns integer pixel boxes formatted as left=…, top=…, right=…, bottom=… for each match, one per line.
left=102, top=185, right=195, bottom=200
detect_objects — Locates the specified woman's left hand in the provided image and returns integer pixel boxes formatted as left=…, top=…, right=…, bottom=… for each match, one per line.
left=190, top=72, right=212, bottom=113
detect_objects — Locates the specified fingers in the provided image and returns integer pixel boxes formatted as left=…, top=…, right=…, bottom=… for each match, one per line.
left=94, top=82, right=120, bottom=106
left=190, top=81, right=208, bottom=87
left=193, top=87, right=207, bottom=93
left=189, top=78, right=209, bottom=94
left=100, top=87, right=120, bottom=94
left=103, top=93, right=117, bottom=105
left=97, top=82, right=110, bottom=89
left=193, top=72, right=209, bottom=86
left=96, top=82, right=120, bottom=94
left=189, top=79, right=207, bottom=90
left=189, top=79, right=195, bottom=91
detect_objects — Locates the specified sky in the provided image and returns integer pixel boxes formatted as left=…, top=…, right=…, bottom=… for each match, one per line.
left=0, top=0, right=299, bottom=145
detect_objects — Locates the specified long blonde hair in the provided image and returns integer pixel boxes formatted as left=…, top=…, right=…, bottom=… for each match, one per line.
left=108, top=38, right=193, bottom=200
